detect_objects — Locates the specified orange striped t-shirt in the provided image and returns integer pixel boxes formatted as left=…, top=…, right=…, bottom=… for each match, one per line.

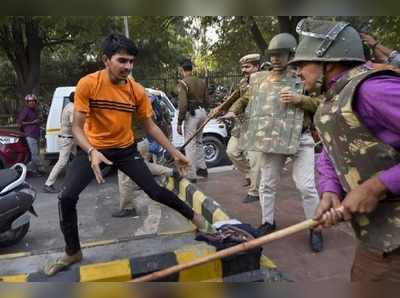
left=74, top=70, right=153, bottom=149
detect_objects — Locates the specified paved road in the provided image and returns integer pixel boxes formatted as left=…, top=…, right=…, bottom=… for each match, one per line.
left=1, top=173, right=194, bottom=255
left=197, top=164, right=356, bottom=282
left=1, top=163, right=356, bottom=281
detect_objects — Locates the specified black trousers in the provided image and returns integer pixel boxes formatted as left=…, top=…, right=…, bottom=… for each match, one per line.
left=58, top=144, right=194, bottom=256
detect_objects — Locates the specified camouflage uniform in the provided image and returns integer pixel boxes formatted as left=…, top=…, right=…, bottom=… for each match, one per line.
left=315, top=64, right=400, bottom=253
left=238, top=69, right=321, bottom=225
left=290, top=19, right=400, bottom=279
left=177, top=75, right=208, bottom=180
left=226, top=79, right=252, bottom=178
left=223, top=53, right=262, bottom=199
left=226, top=77, right=261, bottom=197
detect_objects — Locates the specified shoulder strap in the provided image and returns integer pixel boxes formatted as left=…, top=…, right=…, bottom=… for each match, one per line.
left=179, top=79, right=189, bottom=93
left=325, top=64, right=399, bottom=101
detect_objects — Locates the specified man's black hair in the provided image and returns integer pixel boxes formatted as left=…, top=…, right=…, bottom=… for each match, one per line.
left=180, top=58, right=193, bottom=71
left=69, top=91, right=75, bottom=103
left=102, top=33, right=139, bottom=58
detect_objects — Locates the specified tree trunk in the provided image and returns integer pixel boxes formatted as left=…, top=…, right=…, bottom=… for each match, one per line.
left=0, top=17, right=43, bottom=98
left=278, top=16, right=306, bottom=40
left=247, top=17, right=268, bottom=55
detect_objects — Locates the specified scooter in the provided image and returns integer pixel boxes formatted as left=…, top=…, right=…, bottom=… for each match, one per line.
left=0, top=163, right=37, bottom=247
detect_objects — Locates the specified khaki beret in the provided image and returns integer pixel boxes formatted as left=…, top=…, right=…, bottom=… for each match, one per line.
left=239, top=53, right=261, bottom=65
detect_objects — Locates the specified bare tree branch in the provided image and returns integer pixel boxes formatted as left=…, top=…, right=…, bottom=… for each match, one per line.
left=247, top=16, right=268, bottom=54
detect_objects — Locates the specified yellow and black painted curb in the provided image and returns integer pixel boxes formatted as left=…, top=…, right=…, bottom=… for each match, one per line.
left=0, top=244, right=263, bottom=282
left=0, top=177, right=276, bottom=282
left=166, top=177, right=276, bottom=270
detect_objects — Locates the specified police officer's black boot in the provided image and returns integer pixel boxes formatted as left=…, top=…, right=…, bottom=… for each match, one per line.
left=242, top=194, right=259, bottom=203
left=257, top=221, right=276, bottom=236
left=309, top=229, right=323, bottom=252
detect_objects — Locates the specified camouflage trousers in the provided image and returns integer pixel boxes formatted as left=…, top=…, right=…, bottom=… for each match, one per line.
left=183, top=108, right=208, bottom=179
left=259, top=133, right=319, bottom=225
left=117, top=140, right=173, bottom=210
left=227, top=136, right=261, bottom=196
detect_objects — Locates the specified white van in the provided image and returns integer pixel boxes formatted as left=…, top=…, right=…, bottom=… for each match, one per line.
left=45, top=87, right=229, bottom=167
left=45, top=86, right=75, bottom=162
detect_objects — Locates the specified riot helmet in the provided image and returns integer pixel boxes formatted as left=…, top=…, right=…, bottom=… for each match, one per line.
left=289, top=18, right=366, bottom=65
left=267, top=33, right=297, bottom=54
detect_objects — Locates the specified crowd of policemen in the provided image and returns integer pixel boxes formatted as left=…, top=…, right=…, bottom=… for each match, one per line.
left=176, top=18, right=400, bottom=281
left=177, top=32, right=323, bottom=253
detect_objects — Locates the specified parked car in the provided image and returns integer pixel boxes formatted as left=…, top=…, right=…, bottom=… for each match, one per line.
left=145, top=88, right=230, bottom=167
left=46, top=86, right=229, bottom=167
left=0, top=129, right=30, bottom=169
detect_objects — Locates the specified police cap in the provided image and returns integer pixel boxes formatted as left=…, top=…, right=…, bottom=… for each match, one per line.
left=239, top=53, right=261, bottom=65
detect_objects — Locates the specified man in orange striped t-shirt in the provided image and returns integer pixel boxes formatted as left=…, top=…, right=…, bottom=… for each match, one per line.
left=44, top=34, right=206, bottom=276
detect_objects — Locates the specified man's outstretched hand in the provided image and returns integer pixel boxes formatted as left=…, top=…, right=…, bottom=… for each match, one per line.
left=90, top=149, right=113, bottom=184
left=173, top=150, right=190, bottom=177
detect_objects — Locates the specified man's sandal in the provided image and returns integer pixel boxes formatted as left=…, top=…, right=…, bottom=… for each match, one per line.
left=43, top=255, right=82, bottom=276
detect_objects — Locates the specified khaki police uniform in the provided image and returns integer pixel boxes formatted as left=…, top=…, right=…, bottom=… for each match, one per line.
left=177, top=75, right=208, bottom=180
left=226, top=54, right=262, bottom=198
left=45, top=102, right=76, bottom=187
left=237, top=68, right=321, bottom=225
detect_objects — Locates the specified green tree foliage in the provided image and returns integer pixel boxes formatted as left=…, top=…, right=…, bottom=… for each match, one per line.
left=0, top=16, right=194, bottom=116
left=195, top=16, right=280, bottom=73
left=1, top=15, right=400, bottom=116
left=126, top=16, right=193, bottom=79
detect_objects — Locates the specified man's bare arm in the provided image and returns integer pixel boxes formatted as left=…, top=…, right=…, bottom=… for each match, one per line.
left=72, top=110, right=112, bottom=183
left=72, top=111, right=92, bottom=152
left=143, top=117, right=180, bottom=158
left=142, top=117, right=190, bottom=175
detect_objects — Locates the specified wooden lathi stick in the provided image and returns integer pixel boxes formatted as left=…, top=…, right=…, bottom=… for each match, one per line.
left=180, top=116, right=213, bottom=151
left=132, top=218, right=319, bottom=282
left=180, top=88, right=240, bottom=152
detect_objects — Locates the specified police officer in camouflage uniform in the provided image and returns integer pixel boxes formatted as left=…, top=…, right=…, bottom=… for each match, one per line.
left=233, top=33, right=323, bottom=252
left=290, top=19, right=400, bottom=281
left=177, top=59, right=209, bottom=183
left=218, top=54, right=262, bottom=203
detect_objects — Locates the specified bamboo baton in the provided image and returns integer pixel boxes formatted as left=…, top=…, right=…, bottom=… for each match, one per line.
left=131, top=206, right=344, bottom=282
left=132, top=218, right=317, bottom=282
left=132, top=207, right=346, bottom=282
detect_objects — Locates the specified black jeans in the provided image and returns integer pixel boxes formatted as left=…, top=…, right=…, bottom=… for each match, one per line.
left=58, top=144, right=194, bottom=256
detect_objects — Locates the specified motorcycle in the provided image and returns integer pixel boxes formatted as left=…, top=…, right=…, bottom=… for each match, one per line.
left=0, top=163, right=37, bottom=247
